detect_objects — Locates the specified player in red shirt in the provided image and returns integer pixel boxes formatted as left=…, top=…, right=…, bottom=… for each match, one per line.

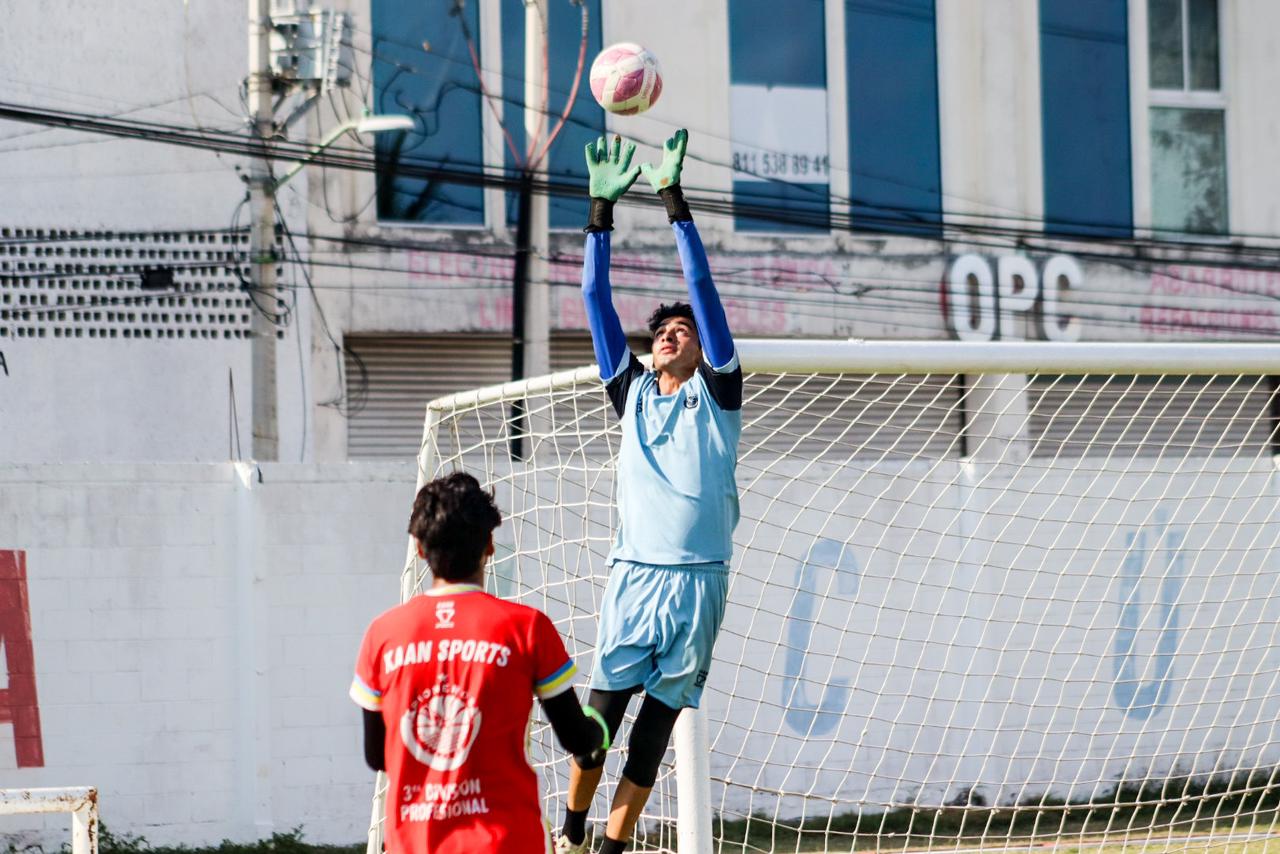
left=351, top=472, right=610, bottom=854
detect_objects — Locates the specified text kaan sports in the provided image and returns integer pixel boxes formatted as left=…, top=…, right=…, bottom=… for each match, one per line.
left=382, top=639, right=512, bottom=674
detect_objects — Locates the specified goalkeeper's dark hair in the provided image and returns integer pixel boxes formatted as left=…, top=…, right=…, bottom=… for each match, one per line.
left=647, top=302, right=696, bottom=336
left=408, top=472, right=502, bottom=581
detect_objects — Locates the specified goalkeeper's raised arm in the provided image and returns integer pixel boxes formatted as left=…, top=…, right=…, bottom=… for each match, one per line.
left=581, top=134, right=640, bottom=383
left=641, top=128, right=737, bottom=375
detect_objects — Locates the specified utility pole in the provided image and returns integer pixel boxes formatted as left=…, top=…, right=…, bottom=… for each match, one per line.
left=519, top=0, right=551, bottom=382
left=248, top=0, right=279, bottom=461
left=509, top=0, right=551, bottom=460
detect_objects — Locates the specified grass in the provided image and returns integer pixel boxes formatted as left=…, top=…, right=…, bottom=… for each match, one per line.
left=707, top=768, right=1280, bottom=852
left=9, top=769, right=1280, bottom=854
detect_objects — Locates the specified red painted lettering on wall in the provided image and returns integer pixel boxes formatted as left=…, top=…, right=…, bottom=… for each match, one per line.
left=0, top=550, right=43, bottom=767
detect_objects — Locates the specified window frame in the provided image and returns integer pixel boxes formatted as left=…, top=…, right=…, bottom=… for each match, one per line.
left=1132, top=0, right=1232, bottom=239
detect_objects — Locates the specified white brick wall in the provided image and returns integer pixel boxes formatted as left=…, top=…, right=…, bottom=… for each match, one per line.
left=0, top=462, right=416, bottom=846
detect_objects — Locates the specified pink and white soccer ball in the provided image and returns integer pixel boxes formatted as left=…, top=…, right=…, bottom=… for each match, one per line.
left=589, top=43, right=663, bottom=115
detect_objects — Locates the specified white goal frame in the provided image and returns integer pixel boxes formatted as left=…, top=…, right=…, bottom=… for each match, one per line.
left=0, top=787, right=98, bottom=854
left=376, top=339, right=1280, bottom=854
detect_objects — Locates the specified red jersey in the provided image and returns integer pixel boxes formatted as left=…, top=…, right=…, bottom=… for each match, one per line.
left=350, top=583, right=577, bottom=854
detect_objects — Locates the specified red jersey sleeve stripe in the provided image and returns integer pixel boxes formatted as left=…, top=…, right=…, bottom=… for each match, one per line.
left=349, top=674, right=382, bottom=711
left=534, top=660, right=577, bottom=699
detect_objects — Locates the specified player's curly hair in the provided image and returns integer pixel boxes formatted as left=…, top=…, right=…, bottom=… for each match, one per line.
left=647, top=301, right=696, bottom=336
left=408, top=472, right=503, bottom=581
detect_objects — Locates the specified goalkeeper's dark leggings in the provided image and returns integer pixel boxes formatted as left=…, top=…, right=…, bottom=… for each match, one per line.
left=574, top=687, right=682, bottom=788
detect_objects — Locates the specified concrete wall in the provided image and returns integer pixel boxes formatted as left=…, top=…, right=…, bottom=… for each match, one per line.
left=1, top=463, right=415, bottom=846
left=467, top=452, right=1280, bottom=826
left=3, top=450, right=1279, bottom=843
left=0, top=0, right=310, bottom=464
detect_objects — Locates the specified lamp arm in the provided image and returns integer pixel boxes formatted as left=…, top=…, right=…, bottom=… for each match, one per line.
left=269, top=119, right=360, bottom=192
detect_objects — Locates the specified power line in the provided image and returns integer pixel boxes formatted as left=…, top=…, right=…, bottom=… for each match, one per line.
left=8, top=98, right=1280, bottom=260
left=3, top=215, right=1278, bottom=329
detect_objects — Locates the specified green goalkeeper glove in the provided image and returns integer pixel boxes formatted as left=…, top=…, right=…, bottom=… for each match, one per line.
left=639, top=128, right=689, bottom=192
left=585, top=135, right=641, bottom=202
left=583, top=135, right=641, bottom=232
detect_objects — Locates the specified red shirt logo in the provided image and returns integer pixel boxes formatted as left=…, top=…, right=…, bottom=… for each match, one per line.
left=400, top=679, right=482, bottom=771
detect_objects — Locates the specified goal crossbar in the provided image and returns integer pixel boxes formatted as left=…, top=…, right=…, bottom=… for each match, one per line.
left=420, top=340, right=1280, bottom=414
left=0, top=787, right=98, bottom=854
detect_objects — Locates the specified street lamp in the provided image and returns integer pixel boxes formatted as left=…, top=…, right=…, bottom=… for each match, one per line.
left=247, top=110, right=412, bottom=461
left=270, top=112, right=415, bottom=191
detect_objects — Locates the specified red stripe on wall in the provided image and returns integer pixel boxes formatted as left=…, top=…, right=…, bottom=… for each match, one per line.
left=0, top=550, right=44, bottom=767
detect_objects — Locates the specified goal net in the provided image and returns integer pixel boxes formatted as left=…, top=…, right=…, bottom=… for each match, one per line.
left=370, top=339, right=1280, bottom=853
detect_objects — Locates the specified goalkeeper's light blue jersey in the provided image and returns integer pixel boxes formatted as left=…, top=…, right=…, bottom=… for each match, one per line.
left=604, top=353, right=743, bottom=567
left=582, top=219, right=743, bottom=567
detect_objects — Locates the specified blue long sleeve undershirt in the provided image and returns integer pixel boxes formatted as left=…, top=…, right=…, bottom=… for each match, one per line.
left=672, top=219, right=735, bottom=371
left=581, top=231, right=630, bottom=381
left=581, top=220, right=736, bottom=381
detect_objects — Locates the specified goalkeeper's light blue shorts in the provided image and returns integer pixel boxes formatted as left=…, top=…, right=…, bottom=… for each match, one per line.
left=590, top=560, right=730, bottom=710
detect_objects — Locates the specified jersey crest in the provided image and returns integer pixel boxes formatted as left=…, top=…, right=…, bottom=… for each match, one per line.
left=399, top=679, right=482, bottom=771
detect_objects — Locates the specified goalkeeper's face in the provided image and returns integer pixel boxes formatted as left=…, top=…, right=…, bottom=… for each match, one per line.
left=651, top=317, right=701, bottom=376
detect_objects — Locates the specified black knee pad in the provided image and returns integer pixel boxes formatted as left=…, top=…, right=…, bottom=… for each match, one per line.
left=621, top=695, right=682, bottom=788
left=573, top=687, right=637, bottom=770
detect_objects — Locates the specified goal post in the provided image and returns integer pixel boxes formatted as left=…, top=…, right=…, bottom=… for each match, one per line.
left=372, top=339, right=1280, bottom=853
left=0, top=787, right=98, bottom=854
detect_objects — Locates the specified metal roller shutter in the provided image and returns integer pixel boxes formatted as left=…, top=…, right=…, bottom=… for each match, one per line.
left=1027, top=374, right=1279, bottom=458
left=345, top=335, right=511, bottom=460
left=550, top=334, right=597, bottom=370
left=740, top=372, right=965, bottom=463
left=346, top=334, right=630, bottom=461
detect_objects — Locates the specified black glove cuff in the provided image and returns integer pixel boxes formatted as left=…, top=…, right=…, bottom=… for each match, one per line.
left=584, top=197, right=614, bottom=233
left=658, top=185, right=692, bottom=223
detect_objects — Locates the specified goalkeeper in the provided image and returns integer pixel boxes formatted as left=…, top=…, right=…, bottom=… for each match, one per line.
left=558, top=129, right=742, bottom=854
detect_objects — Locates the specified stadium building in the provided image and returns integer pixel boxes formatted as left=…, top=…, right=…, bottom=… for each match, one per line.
left=3, top=0, right=1280, bottom=848
left=3, top=0, right=1278, bottom=463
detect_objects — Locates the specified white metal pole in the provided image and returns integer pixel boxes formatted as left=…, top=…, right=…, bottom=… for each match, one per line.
left=418, top=341, right=1280, bottom=412
left=523, top=0, right=551, bottom=380
left=248, top=0, right=279, bottom=460
left=402, top=406, right=441, bottom=601
left=71, top=799, right=98, bottom=854
left=674, top=707, right=714, bottom=854
left=366, top=773, right=387, bottom=854
left=0, top=788, right=97, bottom=854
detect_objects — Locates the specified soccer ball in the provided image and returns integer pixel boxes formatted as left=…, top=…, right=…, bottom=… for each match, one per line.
left=589, top=43, right=663, bottom=115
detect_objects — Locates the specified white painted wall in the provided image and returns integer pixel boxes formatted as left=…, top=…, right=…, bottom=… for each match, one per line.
left=0, top=463, right=415, bottom=846
left=936, top=0, right=1044, bottom=230
left=462, top=452, right=1280, bottom=827
left=0, top=0, right=310, bottom=465
left=1222, top=2, right=1280, bottom=236
left=3, top=449, right=1279, bottom=844
left=0, top=1, right=244, bottom=228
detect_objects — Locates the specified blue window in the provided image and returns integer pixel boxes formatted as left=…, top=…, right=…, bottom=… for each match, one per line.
left=371, top=0, right=485, bottom=225
left=502, top=1, right=604, bottom=229
left=1040, top=0, right=1133, bottom=237
left=728, top=0, right=830, bottom=233
left=846, top=0, right=942, bottom=236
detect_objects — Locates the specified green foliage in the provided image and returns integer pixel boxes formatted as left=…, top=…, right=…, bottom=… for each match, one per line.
left=0, top=826, right=365, bottom=854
